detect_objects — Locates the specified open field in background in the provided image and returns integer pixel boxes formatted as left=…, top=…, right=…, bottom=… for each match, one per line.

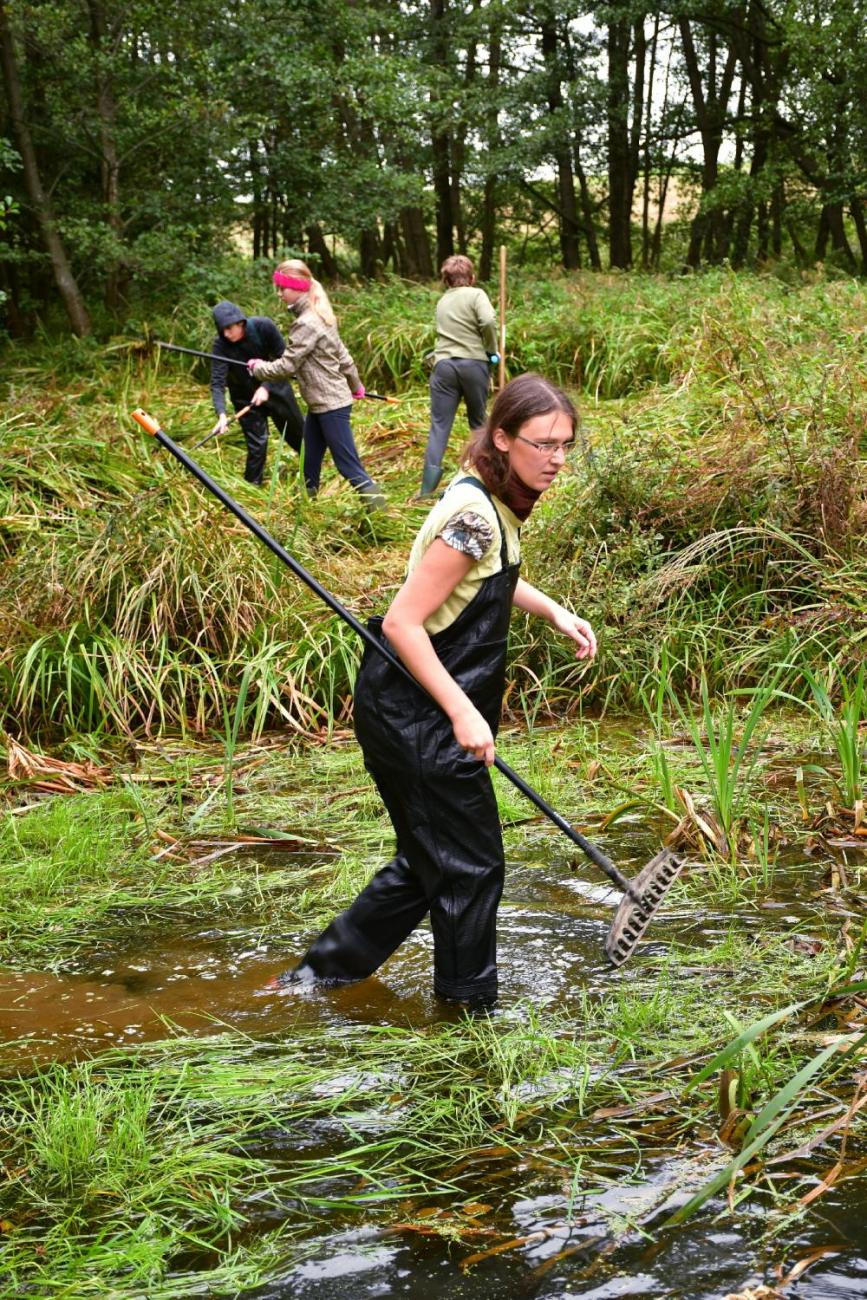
left=1, top=268, right=866, bottom=1296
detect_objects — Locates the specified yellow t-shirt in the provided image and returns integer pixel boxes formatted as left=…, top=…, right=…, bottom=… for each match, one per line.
left=408, top=472, right=521, bottom=634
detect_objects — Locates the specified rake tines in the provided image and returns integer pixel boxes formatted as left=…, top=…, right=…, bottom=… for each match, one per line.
left=604, top=849, right=684, bottom=967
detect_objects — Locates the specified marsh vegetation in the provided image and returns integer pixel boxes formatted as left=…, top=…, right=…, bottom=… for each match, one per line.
left=1, top=270, right=866, bottom=1297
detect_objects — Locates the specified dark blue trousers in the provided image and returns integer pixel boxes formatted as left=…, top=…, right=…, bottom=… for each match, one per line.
left=303, top=405, right=375, bottom=494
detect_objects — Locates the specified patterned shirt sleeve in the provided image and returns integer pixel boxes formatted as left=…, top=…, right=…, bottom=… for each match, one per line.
left=438, top=509, right=495, bottom=561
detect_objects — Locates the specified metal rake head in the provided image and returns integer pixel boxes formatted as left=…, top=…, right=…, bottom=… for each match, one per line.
left=604, top=849, right=684, bottom=967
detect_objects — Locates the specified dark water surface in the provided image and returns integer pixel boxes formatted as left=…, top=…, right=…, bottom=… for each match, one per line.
left=2, top=833, right=865, bottom=1296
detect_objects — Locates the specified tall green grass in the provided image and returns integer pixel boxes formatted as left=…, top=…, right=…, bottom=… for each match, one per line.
left=3, top=270, right=866, bottom=737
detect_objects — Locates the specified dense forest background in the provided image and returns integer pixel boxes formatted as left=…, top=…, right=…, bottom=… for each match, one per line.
left=2, top=0, right=866, bottom=338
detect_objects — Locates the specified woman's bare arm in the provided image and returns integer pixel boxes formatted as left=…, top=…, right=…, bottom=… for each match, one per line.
left=513, top=578, right=597, bottom=659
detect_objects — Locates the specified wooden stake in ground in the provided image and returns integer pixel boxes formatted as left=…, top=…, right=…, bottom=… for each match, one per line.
left=498, top=244, right=507, bottom=390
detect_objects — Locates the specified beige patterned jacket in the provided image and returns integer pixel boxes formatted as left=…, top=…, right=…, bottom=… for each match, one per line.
left=253, top=298, right=361, bottom=413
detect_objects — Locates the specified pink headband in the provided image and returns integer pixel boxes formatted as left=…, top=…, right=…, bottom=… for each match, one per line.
left=273, top=271, right=312, bottom=292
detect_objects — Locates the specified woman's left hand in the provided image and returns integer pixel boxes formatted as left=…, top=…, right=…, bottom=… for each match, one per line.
left=549, top=606, right=597, bottom=660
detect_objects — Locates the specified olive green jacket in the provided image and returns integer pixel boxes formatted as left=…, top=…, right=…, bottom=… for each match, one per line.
left=433, top=286, right=498, bottom=363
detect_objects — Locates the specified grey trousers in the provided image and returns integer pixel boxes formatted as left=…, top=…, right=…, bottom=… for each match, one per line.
left=422, top=358, right=490, bottom=493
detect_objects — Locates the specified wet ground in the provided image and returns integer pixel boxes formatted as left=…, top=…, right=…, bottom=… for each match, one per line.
left=2, top=829, right=865, bottom=1297
left=254, top=1179, right=867, bottom=1299
left=0, top=821, right=848, bottom=1059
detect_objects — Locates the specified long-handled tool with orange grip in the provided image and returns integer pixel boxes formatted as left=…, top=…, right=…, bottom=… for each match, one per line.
left=190, top=404, right=253, bottom=451
left=130, top=408, right=683, bottom=965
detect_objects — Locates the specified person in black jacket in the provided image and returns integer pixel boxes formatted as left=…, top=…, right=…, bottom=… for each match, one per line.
left=209, top=300, right=304, bottom=484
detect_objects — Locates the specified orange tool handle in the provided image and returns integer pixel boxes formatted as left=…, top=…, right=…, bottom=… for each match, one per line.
left=131, top=408, right=161, bottom=436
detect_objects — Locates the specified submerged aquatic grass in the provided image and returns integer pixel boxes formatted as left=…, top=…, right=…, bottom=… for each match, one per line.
left=0, top=929, right=862, bottom=1298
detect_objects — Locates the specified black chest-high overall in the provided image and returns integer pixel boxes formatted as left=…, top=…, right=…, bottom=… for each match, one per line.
left=300, top=479, right=520, bottom=1003
left=356, top=476, right=520, bottom=734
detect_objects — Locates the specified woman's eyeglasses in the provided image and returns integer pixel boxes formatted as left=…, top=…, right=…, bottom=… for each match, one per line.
left=513, top=433, right=576, bottom=459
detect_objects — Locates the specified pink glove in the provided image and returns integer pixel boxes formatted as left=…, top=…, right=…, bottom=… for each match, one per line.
left=246, top=358, right=263, bottom=375
left=352, top=384, right=365, bottom=399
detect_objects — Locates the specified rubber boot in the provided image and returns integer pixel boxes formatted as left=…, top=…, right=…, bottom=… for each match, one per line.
left=418, top=463, right=442, bottom=499
left=358, top=480, right=386, bottom=512
left=268, top=961, right=320, bottom=991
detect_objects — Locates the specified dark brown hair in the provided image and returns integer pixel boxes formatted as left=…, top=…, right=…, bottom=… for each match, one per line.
left=463, top=373, right=577, bottom=496
left=440, top=254, right=475, bottom=287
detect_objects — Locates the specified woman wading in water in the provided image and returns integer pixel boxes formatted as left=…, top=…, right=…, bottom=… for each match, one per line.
left=272, top=373, right=596, bottom=1006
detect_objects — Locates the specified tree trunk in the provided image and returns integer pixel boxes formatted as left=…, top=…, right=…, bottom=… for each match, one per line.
left=430, top=0, right=454, bottom=265
left=86, top=0, right=127, bottom=312
left=541, top=17, right=580, bottom=270
left=306, top=224, right=339, bottom=278
left=358, top=227, right=382, bottom=277
left=0, top=0, right=91, bottom=334
left=399, top=206, right=434, bottom=278
left=607, top=19, right=633, bottom=268
left=450, top=25, right=476, bottom=255
left=756, top=199, right=769, bottom=261
left=630, top=17, right=646, bottom=221
left=719, top=73, right=748, bottom=263
left=574, top=148, right=602, bottom=270
left=679, top=17, right=739, bottom=268
left=815, top=205, right=830, bottom=261
left=478, top=21, right=502, bottom=282
left=651, top=96, right=687, bottom=270
left=786, top=218, right=808, bottom=264
left=825, top=200, right=854, bottom=266
left=249, top=142, right=262, bottom=260
left=380, top=220, right=399, bottom=273
left=640, top=15, right=659, bottom=269
left=770, top=181, right=783, bottom=257
left=850, top=196, right=867, bottom=275
left=733, top=126, right=766, bottom=267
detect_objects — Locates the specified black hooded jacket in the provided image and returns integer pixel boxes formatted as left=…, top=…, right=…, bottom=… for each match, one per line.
left=210, top=300, right=289, bottom=414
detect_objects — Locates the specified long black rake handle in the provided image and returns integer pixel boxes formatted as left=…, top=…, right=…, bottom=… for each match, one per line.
left=155, top=342, right=398, bottom=401
left=131, top=408, right=642, bottom=904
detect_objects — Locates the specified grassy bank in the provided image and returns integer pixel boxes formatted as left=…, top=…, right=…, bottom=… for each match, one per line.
left=2, top=270, right=866, bottom=739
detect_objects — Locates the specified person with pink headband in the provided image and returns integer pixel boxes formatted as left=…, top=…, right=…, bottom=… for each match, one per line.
left=273, top=271, right=312, bottom=292
left=246, top=259, right=384, bottom=509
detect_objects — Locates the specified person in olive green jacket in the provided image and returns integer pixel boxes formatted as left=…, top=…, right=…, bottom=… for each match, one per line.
left=419, top=255, right=499, bottom=498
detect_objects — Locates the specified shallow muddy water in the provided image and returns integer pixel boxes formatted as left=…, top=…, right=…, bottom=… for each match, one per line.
left=251, top=1176, right=867, bottom=1299
left=0, top=826, right=844, bottom=1063
left=2, top=822, right=865, bottom=1296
